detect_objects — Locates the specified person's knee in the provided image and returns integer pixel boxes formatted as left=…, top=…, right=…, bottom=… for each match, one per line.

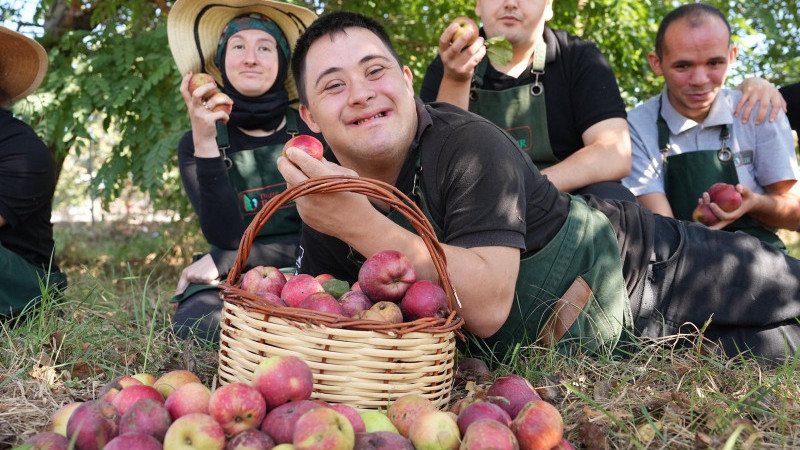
left=575, top=182, right=637, bottom=203
left=172, top=291, right=223, bottom=343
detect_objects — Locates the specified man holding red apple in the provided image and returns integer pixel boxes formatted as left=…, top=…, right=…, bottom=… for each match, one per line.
left=280, top=11, right=800, bottom=363
left=623, top=4, right=800, bottom=251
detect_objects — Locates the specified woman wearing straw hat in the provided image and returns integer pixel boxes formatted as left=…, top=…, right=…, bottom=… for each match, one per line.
left=0, top=26, right=67, bottom=317
left=167, top=0, right=320, bottom=342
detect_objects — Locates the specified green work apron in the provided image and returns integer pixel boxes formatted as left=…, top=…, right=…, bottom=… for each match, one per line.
left=658, top=98, right=785, bottom=251
left=386, top=150, right=631, bottom=359
left=171, top=112, right=302, bottom=303
left=1, top=242, right=67, bottom=317
left=468, top=38, right=558, bottom=169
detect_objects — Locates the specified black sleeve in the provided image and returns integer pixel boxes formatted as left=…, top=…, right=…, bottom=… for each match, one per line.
left=780, top=82, right=800, bottom=133
left=0, top=126, right=53, bottom=227
left=419, top=56, right=445, bottom=103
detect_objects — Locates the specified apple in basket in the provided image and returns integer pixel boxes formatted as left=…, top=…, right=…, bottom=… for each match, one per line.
left=399, top=280, right=449, bottom=321
left=358, top=250, right=417, bottom=303
left=281, top=274, right=325, bottom=307
left=241, top=265, right=287, bottom=298
left=509, top=399, right=564, bottom=450
left=252, top=355, right=315, bottom=410
left=298, top=291, right=345, bottom=316
left=339, top=290, right=373, bottom=317
left=357, top=301, right=403, bottom=324
left=282, top=134, right=324, bottom=161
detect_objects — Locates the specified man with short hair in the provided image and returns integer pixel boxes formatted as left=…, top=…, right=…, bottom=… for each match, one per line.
left=280, top=10, right=800, bottom=362
left=622, top=3, right=799, bottom=250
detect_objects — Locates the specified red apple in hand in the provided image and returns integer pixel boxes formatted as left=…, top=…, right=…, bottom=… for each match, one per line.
left=358, top=250, right=417, bottom=303
left=399, top=280, right=449, bottom=321
left=282, top=134, right=324, bottom=161
left=209, top=91, right=233, bottom=116
left=188, top=72, right=218, bottom=96
left=692, top=203, right=719, bottom=226
left=707, top=182, right=742, bottom=212
left=451, top=16, right=479, bottom=45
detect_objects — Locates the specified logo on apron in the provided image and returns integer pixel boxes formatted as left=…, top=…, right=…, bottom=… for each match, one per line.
left=238, top=183, right=294, bottom=216
left=506, top=126, right=533, bottom=152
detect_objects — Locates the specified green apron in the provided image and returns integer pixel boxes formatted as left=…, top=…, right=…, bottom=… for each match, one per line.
left=658, top=97, right=786, bottom=251
left=0, top=242, right=67, bottom=317
left=171, top=112, right=303, bottom=304
left=468, top=38, right=558, bottom=169
left=387, top=150, right=631, bottom=359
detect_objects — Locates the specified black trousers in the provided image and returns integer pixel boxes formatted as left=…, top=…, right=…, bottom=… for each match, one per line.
left=634, top=215, right=800, bottom=360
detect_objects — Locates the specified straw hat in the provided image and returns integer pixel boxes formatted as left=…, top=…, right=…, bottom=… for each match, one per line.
left=0, top=26, right=48, bottom=107
left=167, top=0, right=317, bottom=105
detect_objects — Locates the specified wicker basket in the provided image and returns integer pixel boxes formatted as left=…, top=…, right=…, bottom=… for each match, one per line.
left=217, top=175, right=464, bottom=411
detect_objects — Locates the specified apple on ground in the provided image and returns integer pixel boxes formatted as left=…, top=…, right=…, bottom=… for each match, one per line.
left=330, top=403, right=366, bottom=433
left=132, top=373, right=157, bottom=386
left=387, top=394, right=436, bottom=437
left=509, top=400, right=564, bottom=450
left=359, top=410, right=399, bottom=434
left=487, top=374, right=542, bottom=419
left=66, top=399, right=121, bottom=450
left=448, top=396, right=478, bottom=416
left=692, top=203, right=719, bottom=226
left=551, top=438, right=576, bottom=450
left=460, top=419, right=518, bottom=450
left=358, top=250, right=417, bottom=303
left=119, top=397, right=171, bottom=441
left=98, top=376, right=144, bottom=403
left=111, top=384, right=164, bottom=415
left=282, top=134, right=324, bottom=161
left=353, top=431, right=415, bottom=450
left=24, top=432, right=70, bottom=450
left=454, top=357, right=492, bottom=384
left=163, top=413, right=226, bottom=450
left=165, top=381, right=212, bottom=420
left=281, top=274, right=325, bottom=308
left=450, top=16, right=480, bottom=45
left=298, top=291, right=345, bottom=315
left=208, top=382, right=267, bottom=437
left=49, top=401, right=82, bottom=437
left=241, top=265, right=287, bottom=298
left=226, top=428, right=276, bottom=450
left=261, top=399, right=323, bottom=444
left=252, top=355, right=315, bottom=409
left=272, top=445, right=295, bottom=450
left=707, top=182, right=742, bottom=212
left=407, top=409, right=460, bottom=450
left=399, top=280, right=449, bottom=321
left=456, top=401, right=512, bottom=435
left=292, top=407, right=355, bottom=450
left=153, top=369, right=202, bottom=399
left=105, top=432, right=162, bottom=450
left=339, top=290, right=373, bottom=317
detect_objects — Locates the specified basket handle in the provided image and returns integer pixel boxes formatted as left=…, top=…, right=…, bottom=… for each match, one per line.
left=226, top=175, right=460, bottom=312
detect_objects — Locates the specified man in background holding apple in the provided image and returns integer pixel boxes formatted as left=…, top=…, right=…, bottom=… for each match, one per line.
left=280, top=10, right=800, bottom=363
left=166, top=0, right=321, bottom=342
left=622, top=3, right=800, bottom=252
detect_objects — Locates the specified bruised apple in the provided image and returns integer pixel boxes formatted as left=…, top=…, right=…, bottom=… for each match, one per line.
left=353, top=431, right=414, bottom=450
left=451, top=16, right=479, bottom=45
left=339, top=290, right=373, bottom=317
left=105, top=433, right=162, bottom=450
left=66, top=400, right=121, bottom=450
left=163, top=413, right=226, bottom=450
left=282, top=134, right=324, bottom=161
left=119, top=398, right=171, bottom=441
left=387, top=394, right=435, bottom=437
left=509, top=400, right=563, bottom=450
left=261, top=399, right=323, bottom=444
left=358, top=250, right=417, bottom=303
left=226, top=429, right=276, bottom=449
left=707, top=182, right=742, bottom=212
left=457, top=401, right=512, bottom=435
left=330, top=404, right=366, bottom=433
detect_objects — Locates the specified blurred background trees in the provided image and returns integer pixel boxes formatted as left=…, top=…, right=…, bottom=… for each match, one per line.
left=1, top=0, right=797, bottom=216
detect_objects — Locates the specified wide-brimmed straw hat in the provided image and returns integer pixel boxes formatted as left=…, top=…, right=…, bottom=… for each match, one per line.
left=0, top=26, right=48, bottom=107
left=167, top=0, right=317, bottom=105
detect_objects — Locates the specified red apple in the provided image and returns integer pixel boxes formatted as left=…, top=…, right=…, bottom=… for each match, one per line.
left=49, top=401, right=82, bottom=437
left=387, top=394, right=436, bottom=437
left=163, top=413, right=226, bottom=450
left=98, top=376, right=144, bottom=403
left=407, top=410, right=460, bottom=450
left=460, top=419, right=518, bottom=450
left=509, top=400, right=563, bottom=450
left=24, top=432, right=70, bottom=450
left=298, top=291, right=345, bottom=315
left=66, top=400, right=121, bottom=450
left=330, top=404, right=366, bottom=433
left=487, top=374, right=542, bottom=419
left=339, top=290, right=373, bottom=317
left=226, top=428, right=276, bottom=449
left=105, top=432, right=162, bottom=450
left=551, top=438, right=576, bottom=450
left=456, top=401, right=512, bottom=435
left=252, top=355, right=315, bottom=409
left=692, top=203, right=719, bottom=226
left=351, top=281, right=362, bottom=292
left=707, top=182, right=742, bottom=212
left=353, top=431, right=415, bottom=449
left=165, top=381, right=212, bottom=420
left=188, top=72, right=219, bottom=97
left=261, top=399, right=324, bottom=444
left=451, top=16, right=480, bottom=45
left=208, top=382, right=268, bottom=437
left=241, top=266, right=287, bottom=298
left=315, top=273, right=336, bottom=284
left=282, top=134, right=324, bottom=161
left=154, top=370, right=202, bottom=399
left=209, top=91, right=233, bottom=116
left=358, top=250, right=417, bottom=303
left=111, top=384, right=164, bottom=416
left=292, top=407, right=355, bottom=450
left=399, top=280, right=449, bottom=321
left=281, top=274, right=325, bottom=308
left=119, top=398, right=171, bottom=441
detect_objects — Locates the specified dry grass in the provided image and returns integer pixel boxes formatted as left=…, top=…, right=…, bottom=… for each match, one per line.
left=2, top=222, right=800, bottom=449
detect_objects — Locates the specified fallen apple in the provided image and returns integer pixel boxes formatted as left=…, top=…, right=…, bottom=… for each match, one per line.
left=487, top=374, right=542, bottom=419
left=456, top=400, right=512, bottom=435
left=407, top=409, right=460, bottom=450
left=111, top=384, right=164, bottom=416
left=119, top=397, right=171, bottom=442
left=387, top=394, right=436, bottom=437
left=454, top=357, right=492, bottom=384
left=208, top=382, right=267, bottom=437
left=353, top=431, right=415, bottom=449
left=261, top=399, right=324, bottom=444
left=226, top=428, right=276, bottom=450
left=292, top=407, right=355, bottom=450
left=66, top=400, right=121, bottom=450
left=358, top=250, right=417, bottom=303
left=165, top=381, right=212, bottom=420
left=282, top=134, right=324, bottom=161
left=509, top=399, right=563, bottom=450
left=330, top=403, right=366, bottom=433
left=49, top=401, right=82, bottom=437
left=252, top=355, right=315, bottom=409
left=98, top=376, right=144, bottom=404
left=104, top=432, right=162, bottom=450
left=153, top=369, right=202, bottom=399
left=460, top=418, right=518, bottom=450
left=24, top=432, right=70, bottom=450
left=163, top=413, right=226, bottom=450
left=359, top=410, right=399, bottom=434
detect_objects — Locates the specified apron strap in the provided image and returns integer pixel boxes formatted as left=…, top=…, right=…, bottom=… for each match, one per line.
left=470, top=33, right=547, bottom=98
left=215, top=121, right=233, bottom=169
left=657, top=95, right=732, bottom=164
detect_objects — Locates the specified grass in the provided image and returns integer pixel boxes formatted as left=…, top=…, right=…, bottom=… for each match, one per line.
left=1, top=221, right=800, bottom=448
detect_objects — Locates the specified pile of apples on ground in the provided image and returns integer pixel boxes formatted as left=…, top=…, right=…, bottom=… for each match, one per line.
left=24, top=354, right=573, bottom=450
